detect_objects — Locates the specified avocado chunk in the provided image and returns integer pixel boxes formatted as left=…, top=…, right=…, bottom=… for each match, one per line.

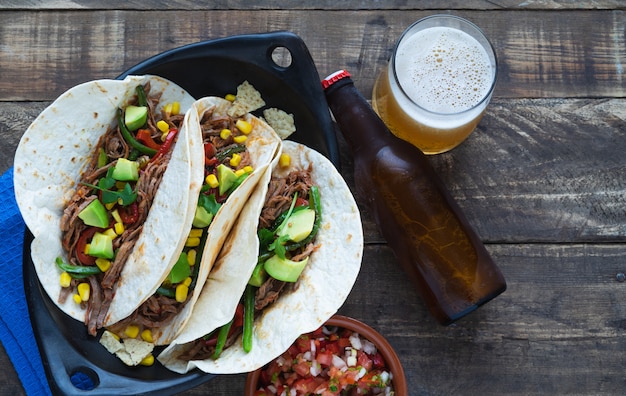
left=264, top=254, right=309, bottom=283
left=278, top=208, right=316, bottom=243
left=217, top=164, right=238, bottom=195
left=124, top=105, right=148, bottom=131
left=78, top=199, right=109, bottom=228
left=248, top=263, right=268, bottom=287
left=89, top=232, right=114, bottom=259
left=111, top=158, right=139, bottom=181
left=168, top=252, right=191, bottom=284
left=192, top=206, right=214, bottom=228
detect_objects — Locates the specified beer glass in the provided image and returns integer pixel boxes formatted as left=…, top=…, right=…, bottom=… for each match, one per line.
left=372, top=15, right=497, bottom=154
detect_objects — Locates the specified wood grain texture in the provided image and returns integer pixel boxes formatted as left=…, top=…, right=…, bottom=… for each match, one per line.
left=1, top=10, right=625, bottom=100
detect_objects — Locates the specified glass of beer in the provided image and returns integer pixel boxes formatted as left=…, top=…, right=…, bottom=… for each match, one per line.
left=372, top=15, right=497, bottom=154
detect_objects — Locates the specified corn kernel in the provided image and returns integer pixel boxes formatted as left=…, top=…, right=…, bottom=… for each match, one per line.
left=125, top=325, right=140, bottom=339
left=114, top=222, right=125, bottom=235
left=236, top=119, right=253, bottom=135
left=141, top=329, right=153, bottom=343
left=140, top=354, right=155, bottom=366
left=233, top=135, right=248, bottom=144
left=234, top=169, right=246, bottom=177
left=187, top=249, right=197, bottom=266
left=225, top=93, right=236, bottom=102
left=95, top=258, right=111, bottom=272
left=205, top=174, right=219, bottom=188
left=279, top=153, right=291, bottom=168
left=111, top=209, right=122, bottom=224
left=73, top=294, right=82, bottom=304
left=84, top=243, right=90, bottom=255
left=183, top=277, right=192, bottom=287
left=105, top=202, right=116, bottom=210
left=243, top=165, right=253, bottom=173
left=77, top=283, right=90, bottom=302
left=188, top=228, right=203, bottom=238
left=220, top=128, right=232, bottom=140
left=171, top=101, right=180, bottom=115
left=104, top=228, right=117, bottom=239
left=229, top=153, right=242, bottom=167
left=60, top=272, right=72, bottom=288
left=108, top=331, right=120, bottom=341
left=175, top=283, right=189, bottom=303
left=185, top=237, right=201, bottom=247
left=157, top=120, right=170, bottom=133
left=163, top=103, right=173, bottom=116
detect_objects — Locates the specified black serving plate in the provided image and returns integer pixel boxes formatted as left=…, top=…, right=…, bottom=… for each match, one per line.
left=24, top=31, right=338, bottom=395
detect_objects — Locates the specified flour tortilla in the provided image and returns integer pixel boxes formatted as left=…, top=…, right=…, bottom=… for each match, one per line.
left=158, top=140, right=363, bottom=374
left=119, top=97, right=283, bottom=345
left=13, top=75, right=203, bottom=326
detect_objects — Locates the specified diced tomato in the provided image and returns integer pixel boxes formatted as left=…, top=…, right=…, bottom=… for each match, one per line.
left=316, top=351, right=334, bottom=367
left=294, top=377, right=318, bottom=393
left=287, top=344, right=300, bottom=358
left=322, top=340, right=341, bottom=355
left=371, top=351, right=386, bottom=369
left=295, top=335, right=311, bottom=353
left=75, top=227, right=97, bottom=265
left=337, top=336, right=352, bottom=350
left=295, top=197, right=309, bottom=207
left=118, top=202, right=139, bottom=224
left=356, top=350, right=373, bottom=371
left=293, top=360, right=311, bottom=377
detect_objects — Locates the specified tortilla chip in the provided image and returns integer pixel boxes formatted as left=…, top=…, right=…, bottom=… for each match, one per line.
left=227, top=81, right=266, bottom=118
left=263, top=108, right=296, bottom=139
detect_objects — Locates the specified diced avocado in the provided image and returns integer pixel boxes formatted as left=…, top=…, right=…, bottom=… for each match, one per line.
left=217, top=164, right=238, bottom=195
left=168, top=252, right=191, bottom=284
left=89, top=232, right=114, bottom=259
left=278, top=208, right=316, bottom=243
left=78, top=199, right=109, bottom=228
left=124, top=105, right=148, bottom=131
left=111, top=158, right=139, bottom=181
left=192, top=206, right=213, bottom=228
left=264, top=254, right=308, bottom=283
left=248, top=263, right=268, bottom=287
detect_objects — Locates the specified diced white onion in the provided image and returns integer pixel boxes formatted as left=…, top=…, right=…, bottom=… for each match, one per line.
left=332, top=354, right=347, bottom=370
left=276, top=355, right=287, bottom=366
left=303, top=351, right=312, bottom=361
left=310, top=360, right=322, bottom=377
left=289, top=388, right=297, bottom=396
left=347, top=355, right=357, bottom=367
left=380, top=370, right=390, bottom=384
left=310, top=339, right=316, bottom=358
left=362, top=339, right=377, bottom=355
left=356, top=366, right=367, bottom=380
left=267, top=385, right=277, bottom=393
left=349, top=332, right=362, bottom=350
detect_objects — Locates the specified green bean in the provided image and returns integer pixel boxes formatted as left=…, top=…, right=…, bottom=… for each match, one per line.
left=243, top=284, right=255, bottom=353
left=212, top=319, right=233, bottom=359
left=55, top=257, right=102, bottom=279
left=215, top=144, right=246, bottom=162
left=117, top=108, right=157, bottom=156
left=135, top=85, right=148, bottom=107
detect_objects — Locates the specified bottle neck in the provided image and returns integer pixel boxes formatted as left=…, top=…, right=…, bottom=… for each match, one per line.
left=324, top=79, right=391, bottom=153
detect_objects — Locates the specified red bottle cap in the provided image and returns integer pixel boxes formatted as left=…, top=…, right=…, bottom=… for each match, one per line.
left=322, top=70, right=351, bottom=90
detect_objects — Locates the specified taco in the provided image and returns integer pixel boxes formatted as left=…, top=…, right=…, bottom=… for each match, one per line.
left=158, top=140, right=363, bottom=374
left=13, top=75, right=203, bottom=336
left=104, top=96, right=283, bottom=349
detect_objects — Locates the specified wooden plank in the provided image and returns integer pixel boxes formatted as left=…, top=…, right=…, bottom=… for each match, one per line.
left=4, top=98, right=626, bottom=244
left=2, top=1, right=625, bottom=11
left=0, top=10, right=625, bottom=101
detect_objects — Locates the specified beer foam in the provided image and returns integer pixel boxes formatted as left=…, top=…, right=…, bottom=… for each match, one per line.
left=395, top=26, right=493, bottom=114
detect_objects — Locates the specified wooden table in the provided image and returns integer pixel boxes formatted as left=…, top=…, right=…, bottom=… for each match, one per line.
left=3, top=2, right=626, bottom=395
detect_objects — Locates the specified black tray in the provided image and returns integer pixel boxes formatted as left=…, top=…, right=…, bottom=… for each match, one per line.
left=24, top=31, right=338, bottom=395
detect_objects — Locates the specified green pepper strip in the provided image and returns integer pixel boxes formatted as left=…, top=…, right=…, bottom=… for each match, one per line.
left=117, top=108, right=157, bottom=156
left=55, top=257, right=102, bottom=279
left=135, top=85, right=148, bottom=107
left=212, top=319, right=234, bottom=359
left=215, top=144, right=246, bottom=162
left=284, top=185, right=322, bottom=252
left=243, top=284, right=255, bottom=353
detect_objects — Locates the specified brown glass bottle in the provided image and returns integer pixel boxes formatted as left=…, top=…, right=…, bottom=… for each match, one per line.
left=322, top=70, right=506, bottom=325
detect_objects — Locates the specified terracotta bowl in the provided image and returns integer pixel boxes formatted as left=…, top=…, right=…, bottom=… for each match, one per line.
left=245, top=314, right=407, bottom=395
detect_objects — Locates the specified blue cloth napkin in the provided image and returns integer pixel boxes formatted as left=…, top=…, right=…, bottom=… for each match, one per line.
left=0, top=167, right=52, bottom=396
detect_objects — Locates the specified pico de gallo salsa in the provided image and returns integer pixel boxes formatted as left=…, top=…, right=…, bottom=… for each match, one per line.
left=254, top=324, right=395, bottom=395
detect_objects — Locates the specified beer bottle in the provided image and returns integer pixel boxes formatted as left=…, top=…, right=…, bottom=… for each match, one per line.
left=322, top=70, right=506, bottom=325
